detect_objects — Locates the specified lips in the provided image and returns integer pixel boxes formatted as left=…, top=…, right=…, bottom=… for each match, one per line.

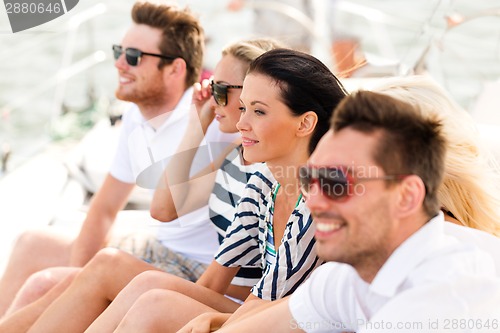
left=315, top=222, right=342, bottom=233
left=241, top=136, right=259, bottom=146
left=118, top=73, right=134, bottom=84
left=314, top=218, right=345, bottom=240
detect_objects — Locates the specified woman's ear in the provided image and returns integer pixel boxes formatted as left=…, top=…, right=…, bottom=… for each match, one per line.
left=297, top=111, right=318, bottom=137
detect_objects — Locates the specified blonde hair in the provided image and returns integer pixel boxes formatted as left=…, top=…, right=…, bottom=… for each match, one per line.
left=221, top=38, right=286, bottom=78
left=371, top=75, right=500, bottom=236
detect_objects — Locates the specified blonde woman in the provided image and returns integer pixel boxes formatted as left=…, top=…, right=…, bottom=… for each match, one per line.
left=0, top=38, right=285, bottom=332
left=372, top=75, right=500, bottom=237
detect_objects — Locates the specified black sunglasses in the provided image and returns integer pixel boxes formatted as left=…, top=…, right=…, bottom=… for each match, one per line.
left=210, top=80, right=243, bottom=106
left=298, top=165, right=407, bottom=201
left=112, top=44, right=178, bottom=66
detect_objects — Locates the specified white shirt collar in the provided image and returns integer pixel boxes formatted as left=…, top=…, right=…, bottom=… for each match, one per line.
left=369, top=212, right=446, bottom=297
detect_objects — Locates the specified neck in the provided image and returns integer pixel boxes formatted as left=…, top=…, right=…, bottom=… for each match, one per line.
left=267, top=160, right=304, bottom=199
left=356, top=213, right=430, bottom=283
left=354, top=254, right=390, bottom=283
left=138, top=88, right=186, bottom=121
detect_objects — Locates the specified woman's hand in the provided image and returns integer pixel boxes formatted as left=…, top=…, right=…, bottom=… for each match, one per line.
left=192, top=78, right=215, bottom=132
left=176, top=312, right=231, bottom=333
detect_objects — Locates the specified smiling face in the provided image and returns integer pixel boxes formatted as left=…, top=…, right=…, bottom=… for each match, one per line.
left=114, top=24, right=170, bottom=112
left=211, top=54, right=246, bottom=133
left=306, top=128, right=402, bottom=277
left=237, top=73, right=304, bottom=165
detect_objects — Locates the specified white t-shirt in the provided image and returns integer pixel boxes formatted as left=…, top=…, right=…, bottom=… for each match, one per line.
left=288, top=213, right=497, bottom=333
left=110, top=88, right=239, bottom=264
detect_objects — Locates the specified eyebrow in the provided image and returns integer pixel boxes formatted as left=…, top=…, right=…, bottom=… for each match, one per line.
left=250, top=100, right=269, bottom=107
left=239, top=99, right=270, bottom=108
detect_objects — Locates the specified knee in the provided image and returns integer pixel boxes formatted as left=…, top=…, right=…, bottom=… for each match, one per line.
left=128, top=270, right=181, bottom=292
left=19, top=270, right=59, bottom=300
left=8, top=268, right=80, bottom=315
left=12, top=268, right=69, bottom=308
left=13, top=230, right=51, bottom=252
left=13, top=229, right=70, bottom=258
left=22, top=267, right=79, bottom=295
left=118, top=290, right=179, bottom=330
left=135, top=289, right=179, bottom=307
left=87, top=248, right=129, bottom=271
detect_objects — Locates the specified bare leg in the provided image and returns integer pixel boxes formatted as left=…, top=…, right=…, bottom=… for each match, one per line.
left=5, top=267, right=78, bottom=315
left=87, top=271, right=240, bottom=333
left=115, top=289, right=218, bottom=333
left=0, top=269, right=79, bottom=333
left=27, top=248, right=162, bottom=333
left=0, top=230, right=73, bottom=316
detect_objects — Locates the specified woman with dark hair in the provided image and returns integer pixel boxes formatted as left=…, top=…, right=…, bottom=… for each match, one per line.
left=22, top=49, right=347, bottom=332
left=100, top=48, right=348, bottom=332
left=0, top=38, right=284, bottom=333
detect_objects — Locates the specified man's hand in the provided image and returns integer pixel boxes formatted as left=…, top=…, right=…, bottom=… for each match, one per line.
left=176, top=312, right=231, bottom=333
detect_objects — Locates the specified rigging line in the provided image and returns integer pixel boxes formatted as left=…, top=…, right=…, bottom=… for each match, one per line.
left=399, top=0, right=449, bottom=73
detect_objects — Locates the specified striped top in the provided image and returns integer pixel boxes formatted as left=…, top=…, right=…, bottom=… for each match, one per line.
left=209, top=146, right=265, bottom=287
left=215, top=170, right=322, bottom=301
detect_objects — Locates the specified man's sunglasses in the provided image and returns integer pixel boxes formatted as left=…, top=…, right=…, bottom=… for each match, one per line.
left=112, top=44, right=178, bottom=66
left=298, top=165, right=407, bottom=201
left=211, top=80, right=243, bottom=106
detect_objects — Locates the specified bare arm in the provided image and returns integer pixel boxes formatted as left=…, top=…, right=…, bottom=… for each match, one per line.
left=218, top=297, right=304, bottom=333
left=176, top=312, right=232, bottom=333
left=196, top=260, right=240, bottom=295
left=69, top=174, right=134, bottom=266
left=151, top=80, right=213, bottom=222
left=223, top=294, right=269, bottom=325
left=151, top=81, right=235, bottom=222
left=176, top=297, right=296, bottom=333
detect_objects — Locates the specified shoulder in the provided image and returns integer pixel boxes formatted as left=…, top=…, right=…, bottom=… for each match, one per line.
left=247, top=166, right=275, bottom=192
left=364, top=276, right=500, bottom=333
left=442, top=221, right=500, bottom=275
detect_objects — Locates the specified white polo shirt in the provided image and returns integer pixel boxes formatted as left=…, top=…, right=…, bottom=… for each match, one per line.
left=110, top=88, right=239, bottom=264
left=289, top=213, right=497, bottom=333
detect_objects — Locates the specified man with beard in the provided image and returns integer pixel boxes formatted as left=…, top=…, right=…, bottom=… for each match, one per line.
left=0, top=1, right=235, bottom=318
left=211, top=91, right=498, bottom=333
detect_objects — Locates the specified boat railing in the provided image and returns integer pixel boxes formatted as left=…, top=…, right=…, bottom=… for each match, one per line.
left=0, top=2, right=130, bottom=174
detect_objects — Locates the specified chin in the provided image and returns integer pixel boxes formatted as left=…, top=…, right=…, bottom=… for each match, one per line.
left=219, top=123, right=233, bottom=133
left=316, top=244, right=341, bottom=263
left=115, top=89, right=137, bottom=103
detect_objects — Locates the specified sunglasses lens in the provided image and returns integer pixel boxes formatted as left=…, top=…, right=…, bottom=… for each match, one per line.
left=112, top=45, right=122, bottom=60
left=298, top=166, right=313, bottom=194
left=321, top=168, right=349, bottom=200
left=299, top=167, right=350, bottom=200
left=125, top=48, right=141, bottom=66
left=211, top=83, right=227, bottom=106
left=112, top=46, right=140, bottom=66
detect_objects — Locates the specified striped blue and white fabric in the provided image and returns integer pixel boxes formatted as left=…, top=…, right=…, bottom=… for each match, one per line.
left=215, top=168, right=322, bottom=301
left=209, top=146, right=265, bottom=287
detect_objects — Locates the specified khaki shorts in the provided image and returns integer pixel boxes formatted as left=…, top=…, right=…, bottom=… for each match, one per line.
left=109, top=233, right=208, bottom=282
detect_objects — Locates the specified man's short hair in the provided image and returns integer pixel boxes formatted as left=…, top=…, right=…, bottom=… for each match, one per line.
left=331, top=90, right=446, bottom=217
left=132, top=2, right=204, bottom=87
